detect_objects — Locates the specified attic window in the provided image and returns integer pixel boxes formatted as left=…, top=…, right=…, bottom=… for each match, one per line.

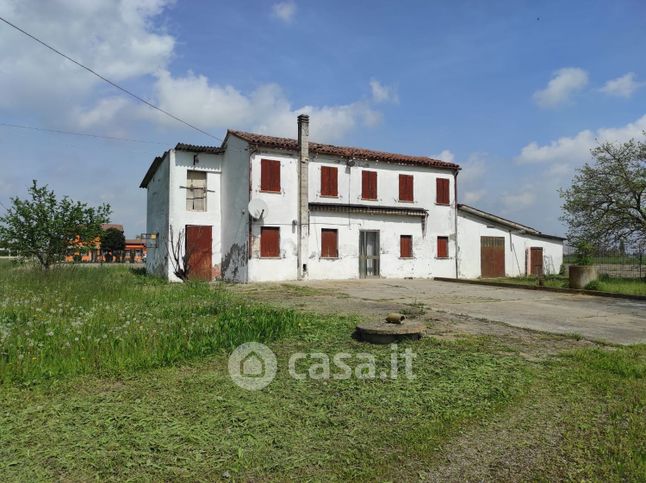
left=186, top=170, right=207, bottom=211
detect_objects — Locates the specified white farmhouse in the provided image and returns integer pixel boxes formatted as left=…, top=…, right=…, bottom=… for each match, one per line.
left=140, top=115, right=563, bottom=282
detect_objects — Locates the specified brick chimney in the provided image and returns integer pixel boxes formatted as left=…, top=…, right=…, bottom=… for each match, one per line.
left=297, top=114, right=309, bottom=279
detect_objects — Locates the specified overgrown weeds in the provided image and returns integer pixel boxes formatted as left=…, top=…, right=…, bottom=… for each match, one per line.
left=0, top=265, right=309, bottom=384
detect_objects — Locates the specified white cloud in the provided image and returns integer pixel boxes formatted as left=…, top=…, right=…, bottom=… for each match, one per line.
left=463, top=190, right=485, bottom=204
left=516, top=114, right=646, bottom=165
left=0, top=0, right=384, bottom=143
left=272, top=1, right=296, bottom=23
left=0, top=0, right=174, bottom=112
left=444, top=152, right=489, bottom=206
left=533, top=67, right=588, bottom=108
left=142, top=70, right=381, bottom=142
left=501, top=190, right=536, bottom=212
left=369, top=79, right=398, bottom=104
left=75, top=97, right=131, bottom=129
left=601, top=72, right=642, bottom=98
left=431, top=149, right=455, bottom=163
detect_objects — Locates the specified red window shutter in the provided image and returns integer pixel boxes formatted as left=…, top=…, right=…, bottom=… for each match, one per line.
left=321, top=166, right=338, bottom=196
left=400, top=235, right=413, bottom=258
left=321, top=229, right=338, bottom=257
left=261, top=159, right=281, bottom=192
left=362, top=171, right=377, bottom=199
left=260, top=227, right=280, bottom=257
left=437, top=236, right=448, bottom=258
left=436, top=178, right=450, bottom=204
left=399, top=174, right=414, bottom=202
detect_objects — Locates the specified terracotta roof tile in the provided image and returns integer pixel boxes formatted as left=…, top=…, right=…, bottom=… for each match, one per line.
left=228, top=130, right=460, bottom=170
left=175, top=143, right=225, bottom=154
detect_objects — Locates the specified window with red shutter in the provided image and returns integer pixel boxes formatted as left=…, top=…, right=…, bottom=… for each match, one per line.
left=437, top=236, right=449, bottom=258
left=260, top=159, right=281, bottom=192
left=260, top=227, right=280, bottom=257
left=400, top=235, right=413, bottom=258
left=321, top=229, right=338, bottom=258
left=399, top=174, right=414, bottom=202
left=361, top=170, right=377, bottom=200
left=436, top=178, right=450, bottom=205
left=320, top=166, right=338, bottom=197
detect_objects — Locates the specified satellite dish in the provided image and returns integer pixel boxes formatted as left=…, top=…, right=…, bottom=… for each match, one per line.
left=248, top=198, right=269, bottom=220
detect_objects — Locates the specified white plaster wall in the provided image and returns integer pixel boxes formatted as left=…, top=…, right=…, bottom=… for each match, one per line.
left=145, top=153, right=170, bottom=278
left=221, top=135, right=251, bottom=282
left=245, top=149, right=458, bottom=281
left=309, top=155, right=458, bottom=276
left=457, top=212, right=564, bottom=278
left=247, top=150, right=300, bottom=282
left=306, top=211, right=456, bottom=280
left=166, top=150, right=223, bottom=282
left=514, top=234, right=564, bottom=276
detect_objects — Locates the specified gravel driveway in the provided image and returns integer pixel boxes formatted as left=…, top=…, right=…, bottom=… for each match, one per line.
left=237, top=278, right=646, bottom=345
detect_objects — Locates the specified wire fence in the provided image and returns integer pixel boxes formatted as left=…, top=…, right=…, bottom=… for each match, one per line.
left=563, top=250, right=645, bottom=279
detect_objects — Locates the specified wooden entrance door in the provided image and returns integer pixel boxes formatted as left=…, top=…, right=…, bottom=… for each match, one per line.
left=530, top=247, right=544, bottom=276
left=359, top=231, right=380, bottom=278
left=480, top=236, right=505, bottom=278
left=185, top=225, right=212, bottom=281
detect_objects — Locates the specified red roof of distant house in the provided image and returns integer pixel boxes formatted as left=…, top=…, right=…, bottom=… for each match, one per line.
left=228, top=130, right=460, bottom=170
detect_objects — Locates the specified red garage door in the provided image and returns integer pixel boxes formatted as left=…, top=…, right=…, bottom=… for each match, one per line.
left=186, top=225, right=212, bottom=281
left=481, top=236, right=505, bottom=278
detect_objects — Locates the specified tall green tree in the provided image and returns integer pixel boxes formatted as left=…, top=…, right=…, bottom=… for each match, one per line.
left=0, top=180, right=110, bottom=269
left=100, top=227, right=126, bottom=262
left=560, top=136, right=646, bottom=250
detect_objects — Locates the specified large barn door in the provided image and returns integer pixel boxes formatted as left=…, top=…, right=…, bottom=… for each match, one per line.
left=480, top=236, right=505, bottom=278
left=186, top=225, right=212, bottom=281
left=530, top=247, right=544, bottom=276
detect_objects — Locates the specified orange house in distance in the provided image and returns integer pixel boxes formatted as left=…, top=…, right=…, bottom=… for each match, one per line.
left=66, top=224, right=147, bottom=263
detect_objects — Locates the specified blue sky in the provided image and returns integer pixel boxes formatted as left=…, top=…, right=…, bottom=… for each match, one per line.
left=1, top=0, right=645, bottom=237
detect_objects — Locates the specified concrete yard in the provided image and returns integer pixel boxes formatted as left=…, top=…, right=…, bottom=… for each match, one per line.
left=236, top=278, right=646, bottom=345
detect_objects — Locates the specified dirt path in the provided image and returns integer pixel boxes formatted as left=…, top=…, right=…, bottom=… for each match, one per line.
left=232, top=278, right=646, bottom=345
left=231, top=280, right=600, bottom=360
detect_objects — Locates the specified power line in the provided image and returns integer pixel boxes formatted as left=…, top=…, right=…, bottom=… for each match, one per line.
left=0, top=15, right=222, bottom=142
left=0, top=122, right=167, bottom=145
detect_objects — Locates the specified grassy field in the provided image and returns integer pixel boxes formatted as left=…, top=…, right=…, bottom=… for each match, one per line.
left=0, top=263, right=645, bottom=480
left=484, top=274, right=646, bottom=296
left=0, top=262, right=308, bottom=384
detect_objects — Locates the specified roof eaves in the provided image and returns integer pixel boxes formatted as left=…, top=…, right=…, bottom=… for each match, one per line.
left=175, top=142, right=225, bottom=154
left=228, top=130, right=460, bottom=170
left=458, top=204, right=565, bottom=241
left=139, top=151, right=168, bottom=189
left=310, top=202, right=428, bottom=217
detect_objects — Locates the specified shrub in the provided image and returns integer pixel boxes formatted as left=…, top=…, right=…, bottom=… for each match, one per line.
left=574, top=241, right=594, bottom=266
left=585, top=280, right=601, bottom=291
